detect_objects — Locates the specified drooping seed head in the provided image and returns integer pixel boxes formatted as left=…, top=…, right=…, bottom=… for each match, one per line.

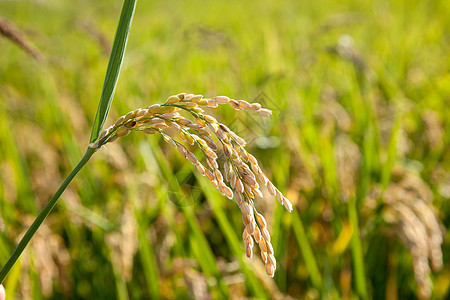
left=90, top=93, right=293, bottom=280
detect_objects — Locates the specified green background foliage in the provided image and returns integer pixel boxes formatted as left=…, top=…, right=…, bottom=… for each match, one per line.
left=0, top=0, right=449, bottom=299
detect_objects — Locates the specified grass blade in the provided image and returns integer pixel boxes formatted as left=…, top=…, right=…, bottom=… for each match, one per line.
left=89, top=0, right=137, bottom=143
left=291, top=210, right=323, bottom=291
left=381, top=106, right=401, bottom=189
left=133, top=205, right=160, bottom=299
left=348, top=197, right=367, bottom=299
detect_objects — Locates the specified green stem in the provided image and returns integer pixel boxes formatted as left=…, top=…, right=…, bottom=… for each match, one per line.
left=291, top=210, right=323, bottom=291
left=0, top=147, right=96, bottom=283
left=349, top=197, right=367, bottom=299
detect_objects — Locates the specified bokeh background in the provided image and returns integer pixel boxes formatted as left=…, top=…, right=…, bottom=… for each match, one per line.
left=1, top=0, right=449, bottom=299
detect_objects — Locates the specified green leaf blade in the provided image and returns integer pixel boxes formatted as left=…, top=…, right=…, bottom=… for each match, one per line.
left=89, top=0, right=137, bottom=143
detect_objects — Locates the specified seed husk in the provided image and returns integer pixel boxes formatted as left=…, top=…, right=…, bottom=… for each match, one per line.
left=214, top=95, right=229, bottom=104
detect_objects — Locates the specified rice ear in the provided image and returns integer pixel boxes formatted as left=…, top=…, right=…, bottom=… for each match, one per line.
left=89, top=93, right=293, bottom=278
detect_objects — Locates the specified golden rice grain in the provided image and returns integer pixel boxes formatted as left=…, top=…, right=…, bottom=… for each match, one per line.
left=161, top=113, right=176, bottom=119
left=166, top=95, right=179, bottom=104
left=114, top=116, right=125, bottom=127
left=238, top=100, right=252, bottom=110
left=115, top=127, right=130, bottom=137
left=190, top=94, right=203, bottom=103
left=228, top=99, right=241, bottom=110
left=142, top=128, right=156, bottom=135
left=147, top=104, right=160, bottom=113
left=214, top=95, right=229, bottom=104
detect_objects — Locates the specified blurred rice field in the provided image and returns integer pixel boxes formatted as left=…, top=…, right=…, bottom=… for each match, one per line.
left=1, top=0, right=450, bottom=299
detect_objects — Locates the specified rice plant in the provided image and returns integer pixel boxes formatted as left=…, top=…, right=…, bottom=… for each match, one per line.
left=0, top=0, right=449, bottom=299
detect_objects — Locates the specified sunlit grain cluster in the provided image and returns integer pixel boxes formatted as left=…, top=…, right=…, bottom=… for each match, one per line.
left=90, top=93, right=293, bottom=277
